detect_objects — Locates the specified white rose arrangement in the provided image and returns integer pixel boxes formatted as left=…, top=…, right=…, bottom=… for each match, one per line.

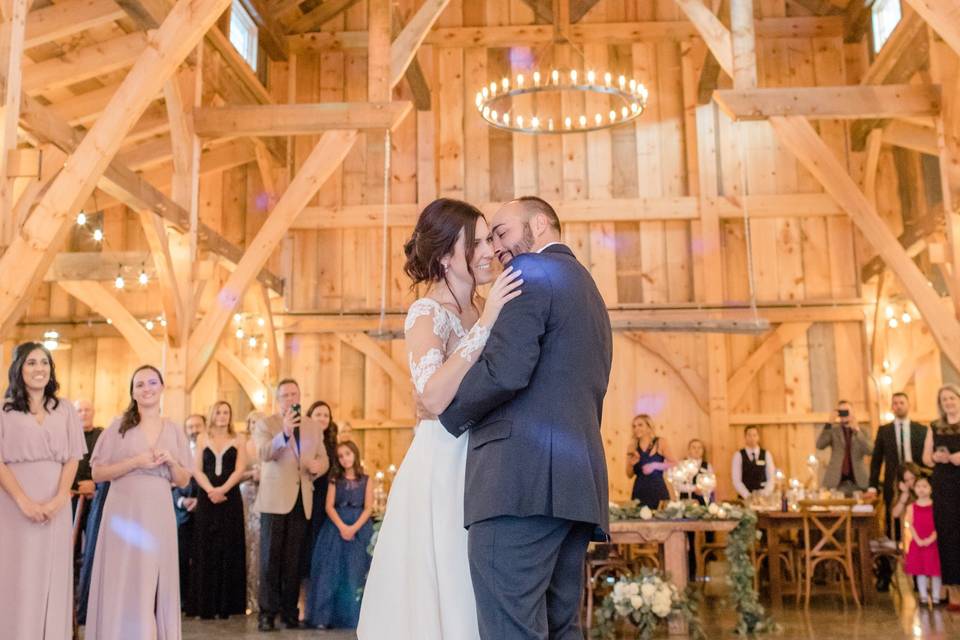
left=596, top=569, right=704, bottom=640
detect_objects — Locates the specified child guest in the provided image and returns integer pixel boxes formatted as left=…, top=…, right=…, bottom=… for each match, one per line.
left=904, top=475, right=942, bottom=606
left=305, top=441, right=374, bottom=629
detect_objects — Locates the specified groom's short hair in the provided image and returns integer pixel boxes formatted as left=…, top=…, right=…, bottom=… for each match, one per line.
left=515, top=196, right=561, bottom=233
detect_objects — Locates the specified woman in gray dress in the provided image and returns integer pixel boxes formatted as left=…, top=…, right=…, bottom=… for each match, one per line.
left=0, top=342, right=86, bottom=640
left=86, top=365, right=193, bottom=639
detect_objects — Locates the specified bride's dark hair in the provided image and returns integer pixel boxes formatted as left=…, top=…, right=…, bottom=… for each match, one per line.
left=403, top=198, right=485, bottom=313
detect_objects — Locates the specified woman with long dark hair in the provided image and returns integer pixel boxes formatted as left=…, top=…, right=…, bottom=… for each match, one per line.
left=189, top=400, right=247, bottom=619
left=85, top=365, right=193, bottom=639
left=358, top=198, right=523, bottom=639
left=0, top=342, right=85, bottom=639
left=304, top=400, right=339, bottom=571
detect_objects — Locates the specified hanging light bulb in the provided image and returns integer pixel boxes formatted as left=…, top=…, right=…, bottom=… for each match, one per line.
left=114, top=274, right=125, bottom=290
left=570, top=69, right=578, bottom=84
left=92, top=228, right=104, bottom=243
left=262, top=357, right=270, bottom=368
left=882, top=359, right=891, bottom=371
left=888, top=318, right=899, bottom=329
left=253, top=389, right=266, bottom=406
left=586, top=69, right=596, bottom=83
left=533, top=71, right=541, bottom=85
left=138, top=268, right=148, bottom=286
left=901, top=312, right=912, bottom=324
left=604, top=71, right=612, bottom=86
left=530, top=116, right=540, bottom=129
left=159, top=317, right=167, bottom=327
left=234, top=313, right=242, bottom=324
left=881, top=374, right=893, bottom=386
left=235, top=328, right=244, bottom=339
left=145, top=320, right=155, bottom=331
left=42, top=330, right=59, bottom=351
left=885, top=305, right=895, bottom=319
left=106, top=318, right=112, bottom=325
left=76, top=212, right=87, bottom=226
left=257, top=317, right=265, bottom=327
left=883, top=411, right=895, bottom=422
left=248, top=336, right=258, bottom=348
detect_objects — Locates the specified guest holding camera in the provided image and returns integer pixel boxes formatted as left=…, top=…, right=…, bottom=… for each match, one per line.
left=252, top=379, right=330, bottom=631
left=816, top=400, right=873, bottom=495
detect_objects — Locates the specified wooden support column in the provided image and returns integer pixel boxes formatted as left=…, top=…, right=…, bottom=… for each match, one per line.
left=730, top=0, right=757, bottom=88
left=0, top=0, right=233, bottom=334
left=770, top=115, right=960, bottom=370
left=904, top=0, right=960, bottom=57
left=0, top=0, right=27, bottom=246
left=675, top=0, right=733, bottom=75
left=187, top=130, right=359, bottom=388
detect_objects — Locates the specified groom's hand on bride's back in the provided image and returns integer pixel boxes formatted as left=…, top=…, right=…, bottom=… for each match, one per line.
left=413, top=390, right=437, bottom=421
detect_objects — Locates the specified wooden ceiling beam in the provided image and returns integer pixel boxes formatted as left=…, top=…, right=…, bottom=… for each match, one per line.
left=290, top=0, right=362, bottom=34
left=518, top=0, right=552, bottom=24
left=25, top=0, right=127, bottom=49
left=186, top=129, right=358, bottom=387
left=676, top=0, right=733, bottom=76
left=0, top=0, right=28, bottom=245
left=904, top=0, right=960, bottom=57
left=769, top=114, right=960, bottom=371
left=713, top=84, right=941, bottom=120
left=193, top=101, right=413, bottom=137
left=235, top=0, right=289, bottom=60
left=787, top=0, right=843, bottom=15
left=390, top=0, right=450, bottom=90
left=570, top=0, right=603, bottom=23
left=391, top=11, right=431, bottom=111
left=23, top=31, right=148, bottom=95
left=844, top=0, right=874, bottom=43
left=726, top=322, right=812, bottom=406
left=44, top=251, right=153, bottom=282
left=882, top=119, right=939, bottom=155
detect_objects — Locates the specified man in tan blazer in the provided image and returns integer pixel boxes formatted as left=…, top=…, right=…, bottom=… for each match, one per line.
left=816, top=399, right=874, bottom=496
left=253, top=378, right=329, bottom=631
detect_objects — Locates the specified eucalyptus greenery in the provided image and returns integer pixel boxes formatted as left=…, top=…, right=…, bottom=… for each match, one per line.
left=607, top=500, right=778, bottom=636
left=591, top=567, right=705, bottom=640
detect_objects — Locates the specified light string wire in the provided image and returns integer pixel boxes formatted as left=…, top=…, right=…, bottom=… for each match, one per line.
left=378, top=128, right=392, bottom=338
left=734, top=119, right=760, bottom=323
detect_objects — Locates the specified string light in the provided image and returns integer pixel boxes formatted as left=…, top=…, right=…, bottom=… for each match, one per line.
left=257, top=317, right=266, bottom=327
left=901, top=312, right=912, bottom=324
left=248, top=336, right=257, bottom=348
left=92, top=228, right=104, bottom=243
left=884, top=411, right=895, bottom=422
left=233, top=313, right=242, bottom=324
left=138, top=268, right=148, bottom=286
left=262, top=357, right=270, bottom=368
left=253, top=389, right=266, bottom=406
left=42, top=330, right=59, bottom=351
left=76, top=212, right=87, bottom=226
left=881, top=374, right=893, bottom=386
left=144, top=320, right=155, bottom=331
left=114, top=274, right=125, bottom=290
left=888, top=318, right=899, bottom=329
left=106, top=318, right=112, bottom=325
left=885, top=306, right=895, bottom=319
left=235, top=328, right=244, bottom=339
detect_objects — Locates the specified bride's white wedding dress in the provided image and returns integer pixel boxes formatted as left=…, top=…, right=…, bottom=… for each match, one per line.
left=357, top=298, right=489, bottom=640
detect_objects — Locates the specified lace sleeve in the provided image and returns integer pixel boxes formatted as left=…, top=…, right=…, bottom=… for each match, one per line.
left=405, top=299, right=451, bottom=395
left=451, top=322, right=490, bottom=363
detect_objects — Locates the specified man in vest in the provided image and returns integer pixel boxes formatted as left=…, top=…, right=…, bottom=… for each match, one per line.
left=732, top=425, right=776, bottom=499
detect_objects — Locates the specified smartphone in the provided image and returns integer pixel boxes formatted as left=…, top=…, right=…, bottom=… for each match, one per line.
left=838, top=408, right=850, bottom=418
left=291, top=403, right=301, bottom=419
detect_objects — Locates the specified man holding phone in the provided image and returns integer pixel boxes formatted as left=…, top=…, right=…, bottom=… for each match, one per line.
left=253, top=378, right=330, bottom=631
left=816, top=400, right=874, bottom=495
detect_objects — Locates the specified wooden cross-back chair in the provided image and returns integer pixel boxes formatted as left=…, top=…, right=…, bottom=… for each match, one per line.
left=797, top=498, right=860, bottom=607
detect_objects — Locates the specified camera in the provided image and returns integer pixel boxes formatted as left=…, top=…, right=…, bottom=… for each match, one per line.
left=838, top=408, right=850, bottom=418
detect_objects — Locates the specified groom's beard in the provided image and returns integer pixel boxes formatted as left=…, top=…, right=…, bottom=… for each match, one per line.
left=498, top=223, right=535, bottom=265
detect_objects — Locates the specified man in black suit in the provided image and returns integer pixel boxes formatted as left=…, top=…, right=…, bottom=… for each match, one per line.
left=867, top=392, right=928, bottom=536
left=440, top=196, right=613, bottom=640
left=173, top=413, right=203, bottom=613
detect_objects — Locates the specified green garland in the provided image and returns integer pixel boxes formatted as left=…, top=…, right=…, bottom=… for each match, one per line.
left=608, top=501, right=778, bottom=635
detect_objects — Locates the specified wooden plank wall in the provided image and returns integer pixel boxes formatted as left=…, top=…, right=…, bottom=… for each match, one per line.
left=12, top=0, right=951, bottom=500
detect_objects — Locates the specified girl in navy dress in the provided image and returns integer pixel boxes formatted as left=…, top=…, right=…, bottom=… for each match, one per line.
left=305, top=440, right=374, bottom=629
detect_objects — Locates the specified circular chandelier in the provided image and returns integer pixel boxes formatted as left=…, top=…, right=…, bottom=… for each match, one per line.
left=474, top=68, right=649, bottom=135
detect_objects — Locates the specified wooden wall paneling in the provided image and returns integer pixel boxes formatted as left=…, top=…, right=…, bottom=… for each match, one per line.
left=509, top=3, right=537, bottom=198
left=610, top=46, right=639, bottom=202
left=486, top=47, right=514, bottom=201
left=67, top=338, right=98, bottom=405
left=362, top=338, right=393, bottom=472
left=388, top=339, right=414, bottom=464
left=339, top=341, right=366, bottom=454
left=558, top=44, right=586, bottom=202
left=463, top=46, right=491, bottom=203
left=221, top=167, right=247, bottom=246
left=536, top=47, right=563, bottom=203
left=602, top=333, right=635, bottom=501
left=94, top=337, right=138, bottom=423
left=633, top=42, right=665, bottom=304
left=437, top=20, right=465, bottom=199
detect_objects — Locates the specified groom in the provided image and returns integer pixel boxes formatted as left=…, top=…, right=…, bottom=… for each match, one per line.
left=440, top=196, right=613, bottom=639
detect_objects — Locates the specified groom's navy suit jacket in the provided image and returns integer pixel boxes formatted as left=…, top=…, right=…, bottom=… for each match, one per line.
left=440, top=244, right=613, bottom=536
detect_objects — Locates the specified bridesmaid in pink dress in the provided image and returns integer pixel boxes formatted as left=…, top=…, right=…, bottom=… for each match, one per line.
left=86, top=365, right=193, bottom=639
left=0, top=342, right=86, bottom=640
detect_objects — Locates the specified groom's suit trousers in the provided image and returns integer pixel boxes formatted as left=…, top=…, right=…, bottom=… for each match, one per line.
left=468, top=515, right=594, bottom=640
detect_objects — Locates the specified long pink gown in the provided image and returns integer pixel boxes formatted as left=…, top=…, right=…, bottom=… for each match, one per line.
left=0, top=401, right=87, bottom=640
left=85, top=418, right=193, bottom=640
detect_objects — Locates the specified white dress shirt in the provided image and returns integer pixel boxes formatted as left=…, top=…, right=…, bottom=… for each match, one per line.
left=731, top=447, right=776, bottom=499
left=537, top=241, right=565, bottom=253
left=894, top=418, right=912, bottom=463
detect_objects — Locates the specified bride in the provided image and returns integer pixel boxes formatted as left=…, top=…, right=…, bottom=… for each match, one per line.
left=357, top=198, right=522, bottom=639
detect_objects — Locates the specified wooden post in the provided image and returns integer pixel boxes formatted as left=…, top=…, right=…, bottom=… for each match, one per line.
left=0, top=0, right=27, bottom=247
left=730, top=0, right=757, bottom=89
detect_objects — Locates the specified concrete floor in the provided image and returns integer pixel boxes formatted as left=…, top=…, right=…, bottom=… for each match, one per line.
left=168, top=594, right=960, bottom=639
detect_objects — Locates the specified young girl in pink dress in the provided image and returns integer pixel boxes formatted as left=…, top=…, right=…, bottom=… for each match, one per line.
left=904, top=475, right=942, bottom=606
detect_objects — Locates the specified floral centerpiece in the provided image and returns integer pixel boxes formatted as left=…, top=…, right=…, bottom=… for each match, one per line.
left=592, top=568, right=704, bottom=640
left=606, top=500, right=777, bottom=636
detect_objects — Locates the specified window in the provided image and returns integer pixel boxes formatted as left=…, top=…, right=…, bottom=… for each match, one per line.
left=229, top=0, right=258, bottom=72
left=871, top=0, right=902, bottom=54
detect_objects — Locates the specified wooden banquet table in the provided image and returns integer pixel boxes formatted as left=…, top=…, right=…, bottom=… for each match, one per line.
left=609, top=519, right=739, bottom=634
left=756, top=509, right=878, bottom=608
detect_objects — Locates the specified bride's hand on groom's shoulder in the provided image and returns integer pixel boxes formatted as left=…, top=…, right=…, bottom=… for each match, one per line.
left=480, top=267, right=524, bottom=326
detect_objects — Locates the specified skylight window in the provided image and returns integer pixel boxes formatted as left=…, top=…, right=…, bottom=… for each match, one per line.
left=229, top=0, right=258, bottom=72
left=871, top=0, right=902, bottom=54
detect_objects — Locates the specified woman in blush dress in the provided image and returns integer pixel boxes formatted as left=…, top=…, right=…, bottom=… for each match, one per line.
left=190, top=400, right=247, bottom=619
left=85, top=365, right=194, bottom=639
left=0, top=342, right=86, bottom=640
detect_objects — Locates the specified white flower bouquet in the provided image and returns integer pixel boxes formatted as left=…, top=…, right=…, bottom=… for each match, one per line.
left=592, top=568, right=704, bottom=639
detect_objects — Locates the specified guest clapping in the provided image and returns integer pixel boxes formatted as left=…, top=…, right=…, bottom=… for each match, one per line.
left=626, top=414, right=672, bottom=509
left=86, top=365, right=193, bottom=639
left=0, top=342, right=86, bottom=640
